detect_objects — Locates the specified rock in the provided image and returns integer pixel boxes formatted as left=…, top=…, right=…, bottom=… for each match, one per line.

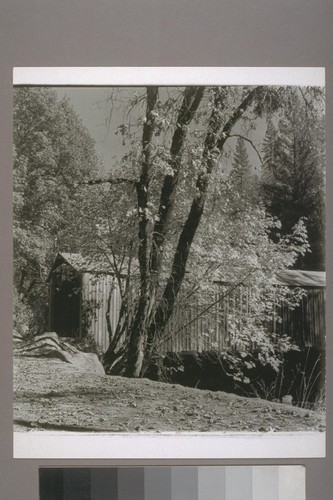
left=61, top=351, right=105, bottom=376
left=13, top=331, right=105, bottom=376
left=281, top=395, right=293, bottom=405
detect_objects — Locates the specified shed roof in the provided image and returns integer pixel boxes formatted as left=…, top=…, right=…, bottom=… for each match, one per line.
left=275, top=270, right=326, bottom=288
left=214, top=269, right=326, bottom=288
left=50, top=252, right=115, bottom=276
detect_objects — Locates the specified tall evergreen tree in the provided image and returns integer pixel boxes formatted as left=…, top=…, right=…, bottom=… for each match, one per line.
left=226, top=137, right=259, bottom=219
left=260, top=93, right=325, bottom=270
left=229, top=137, right=255, bottom=197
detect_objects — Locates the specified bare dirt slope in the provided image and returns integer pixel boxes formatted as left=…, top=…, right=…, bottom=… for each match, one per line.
left=13, top=355, right=325, bottom=433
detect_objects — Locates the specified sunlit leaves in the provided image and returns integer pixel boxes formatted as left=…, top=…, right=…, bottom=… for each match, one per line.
left=14, top=87, right=100, bottom=332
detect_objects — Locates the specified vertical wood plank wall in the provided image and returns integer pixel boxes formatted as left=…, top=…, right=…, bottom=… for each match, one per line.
left=161, top=287, right=325, bottom=354
left=81, top=273, right=122, bottom=352
left=79, top=275, right=325, bottom=354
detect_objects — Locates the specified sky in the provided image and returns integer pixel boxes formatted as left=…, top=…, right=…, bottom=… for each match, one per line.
left=55, top=87, right=124, bottom=173
left=54, top=86, right=265, bottom=175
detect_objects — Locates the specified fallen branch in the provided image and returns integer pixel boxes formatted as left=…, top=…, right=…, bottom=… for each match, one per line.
left=82, top=177, right=136, bottom=186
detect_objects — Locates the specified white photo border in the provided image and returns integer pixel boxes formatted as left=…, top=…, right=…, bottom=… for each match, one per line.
left=13, top=66, right=325, bottom=87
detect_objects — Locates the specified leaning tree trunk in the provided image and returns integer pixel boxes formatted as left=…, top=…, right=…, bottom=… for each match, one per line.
left=125, top=86, right=206, bottom=377
left=142, top=87, right=259, bottom=372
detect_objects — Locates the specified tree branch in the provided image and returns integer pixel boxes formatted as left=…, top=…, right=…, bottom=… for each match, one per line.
left=227, top=134, right=263, bottom=165
left=216, top=88, right=259, bottom=149
left=82, top=177, right=136, bottom=186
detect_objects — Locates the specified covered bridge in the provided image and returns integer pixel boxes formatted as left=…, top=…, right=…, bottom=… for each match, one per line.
left=48, top=253, right=325, bottom=354
left=163, top=269, right=325, bottom=353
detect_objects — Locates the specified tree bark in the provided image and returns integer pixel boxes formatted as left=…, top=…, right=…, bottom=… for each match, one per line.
left=126, top=87, right=259, bottom=377
left=150, top=87, right=205, bottom=275
left=125, top=87, right=159, bottom=377
left=144, top=88, right=259, bottom=364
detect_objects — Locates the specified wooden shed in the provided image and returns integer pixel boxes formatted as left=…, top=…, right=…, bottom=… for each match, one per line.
left=48, top=252, right=122, bottom=352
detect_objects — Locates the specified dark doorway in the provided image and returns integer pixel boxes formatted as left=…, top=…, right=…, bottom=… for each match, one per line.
left=50, top=267, right=81, bottom=338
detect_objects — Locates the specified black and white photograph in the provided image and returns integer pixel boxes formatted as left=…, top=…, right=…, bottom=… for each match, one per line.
left=12, top=68, right=325, bottom=458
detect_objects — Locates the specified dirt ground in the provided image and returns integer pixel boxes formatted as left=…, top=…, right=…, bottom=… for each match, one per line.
left=13, top=355, right=325, bottom=433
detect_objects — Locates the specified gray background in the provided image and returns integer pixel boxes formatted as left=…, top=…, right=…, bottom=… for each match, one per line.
left=0, top=0, right=332, bottom=498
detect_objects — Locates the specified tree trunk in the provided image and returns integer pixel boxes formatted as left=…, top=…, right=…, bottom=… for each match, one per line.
left=144, top=88, right=259, bottom=366
left=124, top=87, right=159, bottom=377
left=150, top=87, right=205, bottom=275
left=126, top=87, right=258, bottom=377
left=126, top=87, right=205, bottom=377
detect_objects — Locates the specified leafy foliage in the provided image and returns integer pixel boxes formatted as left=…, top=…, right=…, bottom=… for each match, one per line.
left=13, top=87, right=100, bottom=333
left=179, top=162, right=309, bottom=379
left=95, top=86, right=318, bottom=378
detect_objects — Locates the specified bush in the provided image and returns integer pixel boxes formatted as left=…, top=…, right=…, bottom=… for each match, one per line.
left=13, top=287, right=48, bottom=338
left=13, top=288, right=33, bottom=337
left=148, top=348, right=325, bottom=410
